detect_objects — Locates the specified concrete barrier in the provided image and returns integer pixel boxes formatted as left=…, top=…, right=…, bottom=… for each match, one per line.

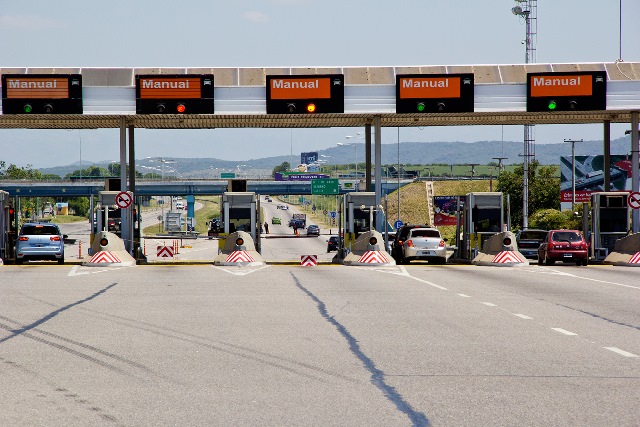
left=342, top=231, right=396, bottom=266
left=82, top=231, right=136, bottom=267
left=604, top=233, right=640, bottom=267
left=472, top=231, right=528, bottom=267
left=214, top=231, right=265, bottom=266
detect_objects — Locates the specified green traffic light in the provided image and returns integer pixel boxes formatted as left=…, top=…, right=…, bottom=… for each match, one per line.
left=23, top=104, right=33, bottom=113
left=548, top=100, right=557, bottom=110
left=416, top=103, right=426, bottom=112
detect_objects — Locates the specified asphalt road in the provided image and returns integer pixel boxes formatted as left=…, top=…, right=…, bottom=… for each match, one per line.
left=1, top=263, right=638, bottom=426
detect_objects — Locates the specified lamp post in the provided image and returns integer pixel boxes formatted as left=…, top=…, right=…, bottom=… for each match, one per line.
left=565, top=138, right=584, bottom=209
left=337, top=142, right=358, bottom=180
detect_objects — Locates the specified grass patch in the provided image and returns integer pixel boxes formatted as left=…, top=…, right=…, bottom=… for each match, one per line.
left=49, top=215, right=87, bottom=224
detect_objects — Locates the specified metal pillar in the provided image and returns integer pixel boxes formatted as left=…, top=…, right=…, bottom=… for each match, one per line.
left=632, top=112, right=639, bottom=233
left=604, top=120, right=611, bottom=191
left=365, top=123, right=372, bottom=192
left=128, top=125, right=135, bottom=254
left=374, top=115, right=383, bottom=232
left=119, top=117, right=131, bottom=252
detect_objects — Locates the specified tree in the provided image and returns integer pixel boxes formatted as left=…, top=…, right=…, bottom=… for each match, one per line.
left=496, top=160, right=560, bottom=229
left=1, top=163, right=43, bottom=180
left=272, top=162, right=290, bottom=178
left=529, top=209, right=581, bottom=230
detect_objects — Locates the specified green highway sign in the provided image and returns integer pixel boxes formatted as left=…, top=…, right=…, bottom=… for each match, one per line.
left=311, top=178, right=339, bottom=195
left=220, top=172, right=236, bottom=178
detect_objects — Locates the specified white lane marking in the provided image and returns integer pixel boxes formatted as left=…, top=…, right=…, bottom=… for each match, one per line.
left=528, top=267, right=640, bottom=290
left=513, top=313, right=533, bottom=320
left=212, top=265, right=270, bottom=276
left=376, top=265, right=449, bottom=290
left=482, top=302, right=497, bottom=307
left=604, top=347, right=639, bottom=358
left=68, top=264, right=133, bottom=276
left=457, top=293, right=471, bottom=298
left=552, top=328, right=578, bottom=336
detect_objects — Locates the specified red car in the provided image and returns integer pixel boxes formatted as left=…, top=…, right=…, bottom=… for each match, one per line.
left=537, top=230, right=589, bottom=266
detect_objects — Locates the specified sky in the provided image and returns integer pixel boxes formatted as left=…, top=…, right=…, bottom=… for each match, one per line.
left=1, top=0, right=640, bottom=168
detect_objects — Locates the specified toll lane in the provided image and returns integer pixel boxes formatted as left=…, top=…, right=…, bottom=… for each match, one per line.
left=0, top=264, right=638, bottom=426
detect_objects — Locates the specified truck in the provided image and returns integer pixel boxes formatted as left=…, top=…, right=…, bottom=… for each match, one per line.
left=292, top=213, right=306, bottom=227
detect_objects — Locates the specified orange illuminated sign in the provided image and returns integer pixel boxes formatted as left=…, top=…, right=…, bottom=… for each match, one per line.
left=138, top=77, right=202, bottom=99
left=269, top=77, right=332, bottom=100
left=398, top=76, right=461, bottom=99
left=4, top=77, right=70, bottom=99
left=529, top=74, right=593, bottom=97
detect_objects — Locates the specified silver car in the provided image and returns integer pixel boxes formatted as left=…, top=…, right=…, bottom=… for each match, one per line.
left=15, top=222, right=65, bottom=264
left=401, top=227, right=447, bottom=264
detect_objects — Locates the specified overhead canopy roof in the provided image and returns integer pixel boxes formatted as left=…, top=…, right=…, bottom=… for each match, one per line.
left=1, top=62, right=640, bottom=129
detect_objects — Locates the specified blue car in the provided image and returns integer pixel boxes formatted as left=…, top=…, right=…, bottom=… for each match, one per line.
left=15, top=222, right=66, bottom=264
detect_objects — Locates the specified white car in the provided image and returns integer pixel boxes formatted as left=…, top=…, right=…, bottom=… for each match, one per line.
left=401, top=228, right=447, bottom=264
left=175, top=201, right=184, bottom=210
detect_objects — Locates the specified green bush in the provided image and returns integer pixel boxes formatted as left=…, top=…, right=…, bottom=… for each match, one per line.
left=529, top=209, right=581, bottom=230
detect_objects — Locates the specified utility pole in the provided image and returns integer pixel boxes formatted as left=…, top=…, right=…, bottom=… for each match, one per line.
left=564, top=138, right=584, bottom=210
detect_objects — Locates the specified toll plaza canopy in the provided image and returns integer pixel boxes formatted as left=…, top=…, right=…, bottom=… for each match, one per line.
left=1, top=62, right=640, bottom=129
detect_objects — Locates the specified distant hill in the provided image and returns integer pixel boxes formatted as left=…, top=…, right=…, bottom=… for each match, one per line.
left=38, top=136, right=633, bottom=178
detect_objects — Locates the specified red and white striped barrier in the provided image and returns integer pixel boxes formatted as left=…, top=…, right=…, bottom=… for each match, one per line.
left=491, top=251, right=526, bottom=264
left=225, top=251, right=255, bottom=263
left=157, top=246, right=175, bottom=258
left=301, top=255, right=318, bottom=266
left=87, top=251, right=122, bottom=265
left=358, top=251, right=391, bottom=264
left=628, top=252, right=640, bottom=264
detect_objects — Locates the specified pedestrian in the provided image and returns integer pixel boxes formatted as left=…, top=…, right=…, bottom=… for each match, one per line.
left=293, top=224, right=298, bottom=236
left=264, top=221, right=269, bottom=234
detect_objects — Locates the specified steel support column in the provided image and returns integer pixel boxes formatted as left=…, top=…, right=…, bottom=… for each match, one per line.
left=632, top=112, right=639, bottom=233
left=365, top=123, right=372, bottom=192
left=604, top=120, right=611, bottom=191
left=119, top=117, right=131, bottom=253
left=374, top=116, right=382, bottom=232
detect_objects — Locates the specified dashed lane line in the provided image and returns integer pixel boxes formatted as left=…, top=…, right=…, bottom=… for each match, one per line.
left=604, top=347, right=639, bottom=358
left=552, top=328, right=578, bottom=336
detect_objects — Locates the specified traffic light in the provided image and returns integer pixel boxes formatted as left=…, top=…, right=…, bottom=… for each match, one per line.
left=416, top=102, right=426, bottom=112
left=176, top=103, right=186, bottom=113
left=287, top=103, right=296, bottom=113
left=437, top=102, right=446, bottom=112
left=547, top=100, right=557, bottom=110
left=23, top=104, right=33, bottom=113
left=306, top=103, right=317, bottom=113
left=8, top=206, right=17, bottom=231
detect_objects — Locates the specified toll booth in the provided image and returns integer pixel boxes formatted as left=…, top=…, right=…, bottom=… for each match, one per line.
left=343, top=192, right=377, bottom=252
left=591, top=192, right=631, bottom=260
left=221, top=192, right=260, bottom=252
left=462, top=192, right=504, bottom=259
left=93, top=191, right=138, bottom=256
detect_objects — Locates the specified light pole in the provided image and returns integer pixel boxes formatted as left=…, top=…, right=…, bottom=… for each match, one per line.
left=146, top=157, right=176, bottom=181
left=565, top=138, right=584, bottom=208
left=512, top=0, right=537, bottom=228
left=337, top=142, right=358, bottom=179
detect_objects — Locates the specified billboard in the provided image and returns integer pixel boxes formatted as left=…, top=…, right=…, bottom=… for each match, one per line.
left=560, top=155, right=635, bottom=202
left=301, top=152, right=318, bottom=165
left=433, top=196, right=463, bottom=226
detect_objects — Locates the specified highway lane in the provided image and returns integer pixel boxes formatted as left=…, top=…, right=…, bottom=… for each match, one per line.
left=0, top=264, right=637, bottom=426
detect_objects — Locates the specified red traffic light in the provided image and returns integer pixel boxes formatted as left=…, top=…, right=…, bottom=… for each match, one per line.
left=306, top=103, right=317, bottom=113
left=176, top=104, right=186, bottom=113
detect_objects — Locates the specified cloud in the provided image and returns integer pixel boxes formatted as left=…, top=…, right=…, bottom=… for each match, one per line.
left=243, top=11, right=269, bottom=23
left=0, top=15, right=61, bottom=30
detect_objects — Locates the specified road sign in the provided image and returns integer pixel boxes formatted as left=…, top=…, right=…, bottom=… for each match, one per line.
left=526, top=71, right=606, bottom=112
left=311, top=178, right=339, bottom=195
left=115, top=191, right=133, bottom=209
left=394, top=220, right=404, bottom=230
left=136, top=74, right=214, bottom=114
left=396, top=73, right=474, bottom=113
left=301, top=255, right=318, bottom=266
left=220, top=172, right=235, bottom=179
left=2, top=74, right=83, bottom=114
left=628, top=191, right=640, bottom=210
left=323, top=209, right=328, bottom=215
left=330, top=211, right=337, bottom=219
left=266, top=74, right=344, bottom=114
left=157, top=246, right=174, bottom=258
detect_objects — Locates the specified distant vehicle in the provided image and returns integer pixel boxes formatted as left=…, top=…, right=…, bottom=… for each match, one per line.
left=271, top=216, right=281, bottom=225
left=538, top=230, right=588, bottom=266
left=391, top=224, right=430, bottom=262
left=289, top=219, right=305, bottom=228
left=15, top=222, right=66, bottom=264
left=306, top=225, right=320, bottom=236
left=175, top=201, right=184, bottom=210
left=400, top=227, right=447, bottom=264
left=516, top=229, right=548, bottom=259
left=206, top=218, right=221, bottom=238
left=326, top=236, right=339, bottom=252
left=280, top=205, right=289, bottom=210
